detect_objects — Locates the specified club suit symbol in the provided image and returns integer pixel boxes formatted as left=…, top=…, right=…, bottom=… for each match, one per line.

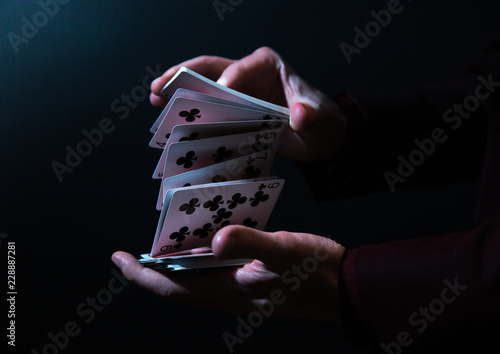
left=179, top=108, right=201, bottom=122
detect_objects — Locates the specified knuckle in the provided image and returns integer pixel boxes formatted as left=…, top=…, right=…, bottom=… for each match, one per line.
left=255, top=46, right=275, bottom=56
left=198, top=54, right=222, bottom=65
left=124, top=268, right=139, bottom=284
left=195, top=54, right=211, bottom=62
left=157, top=281, right=175, bottom=298
left=271, top=230, right=290, bottom=240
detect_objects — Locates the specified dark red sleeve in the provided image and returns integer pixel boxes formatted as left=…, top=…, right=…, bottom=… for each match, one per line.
left=338, top=215, right=500, bottom=352
left=325, top=30, right=500, bottom=351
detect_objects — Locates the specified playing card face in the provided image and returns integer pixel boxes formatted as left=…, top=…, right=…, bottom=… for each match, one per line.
left=149, top=96, right=285, bottom=149
left=151, top=119, right=286, bottom=179
left=151, top=178, right=285, bottom=257
left=161, top=67, right=290, bottom=116
left=140, top=67, right=289, bottom=269
left=150, top=89, right=211, bottom=133
left=155, top=149, right=275, bottom=210
left=168, top=119, right=286, bottom=147
left=150, top=89, right=277, bottom=134
left=161, top=129, right=282, bottom=179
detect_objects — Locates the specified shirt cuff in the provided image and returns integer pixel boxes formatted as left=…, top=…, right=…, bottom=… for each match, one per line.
left=338, top=248, right=377, bottom=346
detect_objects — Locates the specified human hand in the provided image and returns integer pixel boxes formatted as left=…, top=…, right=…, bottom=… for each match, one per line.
left=112, top=225, right=345, bottom=323
left=150, top=47, right=348, bottom=163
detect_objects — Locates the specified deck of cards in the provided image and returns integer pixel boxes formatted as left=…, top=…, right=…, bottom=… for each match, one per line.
left=138, top=67, right=289, bottom=272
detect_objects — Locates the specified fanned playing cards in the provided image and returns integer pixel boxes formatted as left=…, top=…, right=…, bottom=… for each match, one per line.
left=138, top=67, right=289, bottom=271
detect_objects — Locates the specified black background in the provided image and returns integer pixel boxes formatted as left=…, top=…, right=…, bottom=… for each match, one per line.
left=1, top=0, right=499, bottom=353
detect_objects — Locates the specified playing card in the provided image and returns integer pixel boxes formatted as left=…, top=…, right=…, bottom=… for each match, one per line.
left=161, top=67, right=290, bottom=115
left=152, top=119, right=286, bottom=179
left=150, top=88, right=270, bottom=133
left=167, top=118, right=286, bottom=147
left=138, top=253, right=253, bottom=272
left=151, top=178, right=285, bottom=257
left=138, top=67, right=289, bottom=270
left=161, top=129, right=282, bottom=180
left=149, top=95, right=286, bottom=149
left=155, top=149, right=275, bottom=210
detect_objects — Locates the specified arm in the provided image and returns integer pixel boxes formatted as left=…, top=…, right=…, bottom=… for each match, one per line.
left=115, top=43, right=500, bottom=352
left=111, top=217, right=500, bottom=351
left=309, top=30, right=500, bottom=197
left=149, top=36, right=499, bottom=199
left=339, top=214, right=500, bottom=352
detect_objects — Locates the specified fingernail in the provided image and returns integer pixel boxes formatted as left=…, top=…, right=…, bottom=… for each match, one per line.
left=212, top=233, right=223, bottom=248
left=216, top=77, right=228, bottom=86
left=289, top=103, right=301, bottom=132
left=111, top=254, right=121, bottom=268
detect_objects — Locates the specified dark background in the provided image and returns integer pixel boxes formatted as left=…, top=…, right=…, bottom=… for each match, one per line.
left=1, top=0, right=499, bottom=353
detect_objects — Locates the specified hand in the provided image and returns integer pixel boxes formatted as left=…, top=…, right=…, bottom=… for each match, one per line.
left=150, top=47, right=348, bottom=163
left=112, top=225, right=345, bottom=323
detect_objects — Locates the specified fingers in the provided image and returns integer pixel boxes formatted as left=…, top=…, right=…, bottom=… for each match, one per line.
left=212, top=225, right=335, bottom=269
left=150, top=65, right=181, bottom=95
left=149, top=91, right=169, bottom=108
left=150, top=46, right=286, bottom=108
left=149, top=55, right=234, bottom=107
left=212, top=225, right=278, bottom=262
left=277, top=101, right=320, bottom=161
left=151, top=56, right=234, bottom=94
left=214, top=47, right=290, bottom=107
left=216, top=47, right=280, bottom=90
left=111, top=251, right=267, bottom=303
left=289, top=101, right=316, bottom=133
left=111, top=251, right=180, bottom=298
left=112, top=231, right=345, bottom=321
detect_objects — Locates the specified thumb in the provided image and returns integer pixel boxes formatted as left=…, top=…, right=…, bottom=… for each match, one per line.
left=212, top=225, right=293, bottom=264
left=289, top=101, right=318, bottom=133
